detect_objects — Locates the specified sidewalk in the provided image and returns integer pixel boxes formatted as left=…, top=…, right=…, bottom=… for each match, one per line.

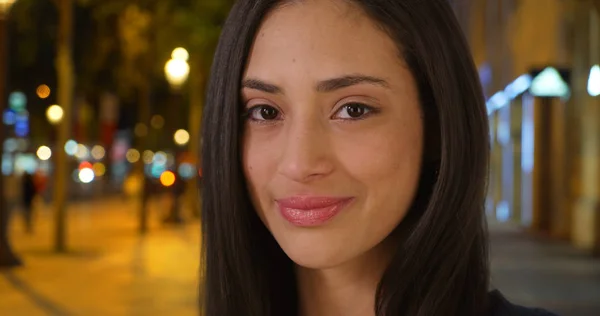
left=3, top=200, right=599, bottom=316
left=489, top=221, right=600, bottom=316
left=0, top=195, right=201, bottom=316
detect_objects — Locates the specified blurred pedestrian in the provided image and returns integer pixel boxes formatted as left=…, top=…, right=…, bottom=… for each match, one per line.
left=163, top=171, right=186, bottom=224
left=21, top=172, right=36, bottom=234
left=33, top=170, right=49, bottom=204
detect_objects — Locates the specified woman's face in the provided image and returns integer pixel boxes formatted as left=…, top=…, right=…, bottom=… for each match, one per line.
left=242, top=0, right=424, bottom=269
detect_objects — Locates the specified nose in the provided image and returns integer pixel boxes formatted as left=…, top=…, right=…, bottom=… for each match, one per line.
left=277, top=118, right=334, bottom=183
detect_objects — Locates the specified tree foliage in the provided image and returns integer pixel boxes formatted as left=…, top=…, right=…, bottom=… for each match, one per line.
left=81, top=0, right=233, bottom=98
left=9, top=0, right=234, bottom=99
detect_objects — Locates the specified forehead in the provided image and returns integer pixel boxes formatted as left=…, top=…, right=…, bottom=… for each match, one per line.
left=245, top=0, right=405, bottom=80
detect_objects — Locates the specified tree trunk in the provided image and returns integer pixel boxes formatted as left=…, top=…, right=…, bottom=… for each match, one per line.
left=53, top=0, right=75, bottom=253
left=137, top=79, right=151, bottom=234
left=0, top=17, right=22, bottom=268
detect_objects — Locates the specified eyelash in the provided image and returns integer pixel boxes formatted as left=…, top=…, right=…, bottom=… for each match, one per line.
left=243, top=105, right=283, bottom=125
left=334, top=102, right=379, bottom=121
left=243, top=102, right=379, bottom=124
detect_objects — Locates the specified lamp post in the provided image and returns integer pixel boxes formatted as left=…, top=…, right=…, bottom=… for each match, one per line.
left=0, top=0, right=21, bottom=267
left=163, top=48, right=189, bottom=224
left=46, top=104, right=63, bottom=147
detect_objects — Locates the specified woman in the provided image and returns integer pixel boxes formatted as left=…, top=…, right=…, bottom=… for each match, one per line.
left=201, top=0, right=557, bottom=315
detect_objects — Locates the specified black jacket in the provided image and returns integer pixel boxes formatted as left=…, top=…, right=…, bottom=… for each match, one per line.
left=489, top=290, right=559, bottom=316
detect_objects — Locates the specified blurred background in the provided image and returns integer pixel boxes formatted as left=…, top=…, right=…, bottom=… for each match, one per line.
left=0, top=0, right=598, bottom=315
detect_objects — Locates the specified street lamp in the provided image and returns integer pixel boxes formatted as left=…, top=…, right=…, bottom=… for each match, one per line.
left=162, top=48, right=190, bottom=225
left=165, top=47, right=190, bottom=89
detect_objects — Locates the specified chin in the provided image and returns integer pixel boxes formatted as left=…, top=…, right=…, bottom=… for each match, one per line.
left=273, top=229, right=355, bottom=270
left=285, top=248, right=348, bottom=270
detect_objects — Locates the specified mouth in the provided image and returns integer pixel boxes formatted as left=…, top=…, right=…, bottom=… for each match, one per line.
left=275, top=196, right=355, bottom=227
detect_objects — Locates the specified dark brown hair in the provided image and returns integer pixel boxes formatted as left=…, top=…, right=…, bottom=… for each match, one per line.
left=201, top=0, right=490, bottom=315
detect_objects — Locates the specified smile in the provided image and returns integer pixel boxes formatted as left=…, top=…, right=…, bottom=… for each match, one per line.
left=275, top=196, right=355, bottom=227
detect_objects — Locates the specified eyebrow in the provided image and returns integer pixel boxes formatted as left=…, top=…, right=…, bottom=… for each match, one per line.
left=316, top=75, right=390, bottom=92
left=241, top=74, right=390, bottom=94
left=241, top=78, right=283, bottom=94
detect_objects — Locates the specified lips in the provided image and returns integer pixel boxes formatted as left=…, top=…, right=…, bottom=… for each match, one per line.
left=276, top=196, right=354, bottom=227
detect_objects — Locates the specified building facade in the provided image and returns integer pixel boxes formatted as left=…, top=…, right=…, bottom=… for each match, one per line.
left=454, top=0, right=600, bottom=254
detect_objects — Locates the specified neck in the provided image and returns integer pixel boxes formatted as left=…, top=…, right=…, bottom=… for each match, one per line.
left=296, top=240, right=394, bottom=316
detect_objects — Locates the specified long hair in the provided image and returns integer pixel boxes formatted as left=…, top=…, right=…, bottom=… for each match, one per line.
left=201, top=1, right=490, bottom=315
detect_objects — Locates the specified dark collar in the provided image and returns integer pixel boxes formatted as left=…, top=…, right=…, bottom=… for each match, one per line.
left=488, top=290, right=559, bottom=316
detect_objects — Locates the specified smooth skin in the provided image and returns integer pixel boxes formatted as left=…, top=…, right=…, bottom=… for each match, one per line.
left=242, top=1, right=424, bottom=315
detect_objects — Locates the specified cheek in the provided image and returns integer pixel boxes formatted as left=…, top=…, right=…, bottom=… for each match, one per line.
left=337, top=118, right=424, bottom=223
left=242, top=131, right=278, bottom=215
left=339, top=120, right=423, bottom=186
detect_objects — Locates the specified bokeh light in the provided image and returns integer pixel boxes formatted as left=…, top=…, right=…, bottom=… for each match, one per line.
left=93, top=163, right=106, bottom=177
left=151, top=164, right=166, bottom=178
left=178, top=163, right=195, bottom=179
left=150, top=115, right=165, bottom=129
left=165, top=58, right=190, bottom=87
left=91, top=145, right=106, bottom=160
left=160, top=171, right=176, bottom=187
left=174, top=129, right=190, bottom=146
left=15, top=112, right=29, bottom=137
left=3, top=110, right=16, bottom=125
left=46, top=105, right=64, bottom=124
left=79, top=161, right=93, bottom=170
left=134, top=123, right=148, bottom=137
left=15, top=154, right=37, bottom=175
left=36, top=146, right=52, bottom=161
left=75, top=144, right=89, bottom=160
left=9, top=91, right=26, bottom=112
left=126, top=149, right=140, bottom=163
left=171, top=47, right=189, bottom=61
left=153, top=151, right=167, bottom=166
left=79, top=168, right=95, bottom=184
left=36, top=84, right=51, bottom=99
left=65, top=140, right=78, bottom=156
left=142, top=150, right=154, bottom=164
left=4, top=138, right=17, bottom=153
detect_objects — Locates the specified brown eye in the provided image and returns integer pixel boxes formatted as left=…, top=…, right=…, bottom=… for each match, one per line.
left=247, top=105, right=281, bottom=121
left=260, top=107, right=279, bottom=120
left=333, top=102, right=374, bottom=120
left=346, top=103, right=366, bottom=118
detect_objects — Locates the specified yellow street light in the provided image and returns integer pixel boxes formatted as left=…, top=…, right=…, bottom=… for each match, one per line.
left=0, top=0, right=17, bottom=18
left=46, top=105, right=64, bottom=124
left=172, top=47, right=189, bottom=61
left=165, top=48, right=190, bottom=89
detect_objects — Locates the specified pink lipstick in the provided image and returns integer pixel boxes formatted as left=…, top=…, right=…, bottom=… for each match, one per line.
left=276, top=196, right=354, bottom=227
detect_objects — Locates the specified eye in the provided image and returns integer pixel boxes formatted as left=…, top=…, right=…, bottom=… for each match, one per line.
left=333, top=102, right=376, bottom=120
left=245, top=105, right=281, bottom=122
